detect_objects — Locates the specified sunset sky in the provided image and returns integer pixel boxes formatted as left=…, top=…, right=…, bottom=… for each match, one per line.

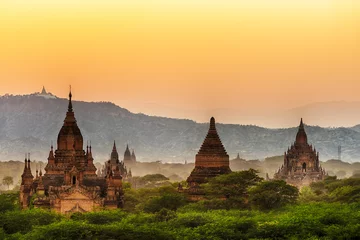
left=0, top=1, right=359, bottom=127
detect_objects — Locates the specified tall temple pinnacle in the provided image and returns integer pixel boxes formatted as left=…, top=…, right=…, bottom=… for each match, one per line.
left=197, top=117, right=227, bottom=157
left=187, top=117, right=231, bottom=187
left=295, top=118, right=307, bottom=145
left=113, top=141, right=117, bottom=151
left=123, top=143, right=135, bottom=165
left=111, top=141, right=119, bottom=163
left=68, top=86, right=73, bottom=113
left=58, top=88, right=82, bottom=151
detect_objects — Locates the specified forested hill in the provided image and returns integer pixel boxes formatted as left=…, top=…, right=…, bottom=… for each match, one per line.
left=0, top=94, right=360, bottom=162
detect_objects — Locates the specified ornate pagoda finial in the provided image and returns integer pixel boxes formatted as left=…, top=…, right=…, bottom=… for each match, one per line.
left=68, top=85, right=73, bottom=112
left=300, top=118, right=304, bottom=129
left=295, top=118, right=308, bottom=145
left=24, top=153, right=27, bottom=170
left=113, top=141, right=117, bottom=152
left=210, top=117, right=216, bottom=130
left=27, top=153, right=31, bottom=170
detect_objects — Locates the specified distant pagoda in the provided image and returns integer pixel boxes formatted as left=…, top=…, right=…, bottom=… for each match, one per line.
left=36, top=86, right=57, bottom=99
left=103, top=141, right=131, bottom=180
left=123, top=144, right=137, bottom=166
left=187, top=117, right=231, bottom=187
left=274, top=118, right=326, bottom=187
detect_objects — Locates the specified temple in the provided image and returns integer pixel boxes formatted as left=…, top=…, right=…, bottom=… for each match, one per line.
left=274, top=119, right=326, bottom=187
left=123, top=144, right=137, bottom=166
left=187, top=117, right=231, bottom=187
left=19, top=89, right=124, bottom=213
left=102, top=141, right=132, bottom=180
left=36, top=86, right=57, bottom=99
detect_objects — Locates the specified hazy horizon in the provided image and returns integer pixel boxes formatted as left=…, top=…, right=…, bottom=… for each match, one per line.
left=1, top=1, right=359, bottom=128
left=3, top=87, right=360, bottom=128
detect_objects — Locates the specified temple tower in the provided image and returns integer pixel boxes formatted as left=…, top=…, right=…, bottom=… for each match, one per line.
left=123, top=144, right=132, bottom=165
left=274, top=118, right=326, bottom=187
left=187, top=117, right=231, bottom=186
left=20, top=88, right=123, bottom=213
left=19, top=154, right=34, bottom=208
left=104, top=141, right=129, bottom=180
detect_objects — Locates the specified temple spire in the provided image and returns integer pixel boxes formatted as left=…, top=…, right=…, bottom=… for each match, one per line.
left=68, top=85, right=73, bottom=112
left=295, top=118, right=308, bottom=145
left=24, top=154, right=27, bottom=170
left=210, top=117, right=216, bottom=131
left=197, top=117, right=227, bottom=156
left=113, top=141, right=117, bottom=152
left=41, top=86, right=47, bottom=94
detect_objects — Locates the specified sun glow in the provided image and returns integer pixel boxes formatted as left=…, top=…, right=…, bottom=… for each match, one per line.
left=0, top=0, right=359, bottom=126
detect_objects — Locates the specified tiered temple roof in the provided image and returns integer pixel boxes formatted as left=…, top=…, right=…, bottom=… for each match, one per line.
left=274, top=118, right=326, bottom=187
left=187, top=117, right=231, bottom=186
left=20, top=89, right=123, bottom=212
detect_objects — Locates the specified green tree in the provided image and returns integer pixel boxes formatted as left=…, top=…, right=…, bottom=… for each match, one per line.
left=248, top=180, right=299, bottom=210
left=143, top=193, right=187, bottom=213
left=2, top=176, right=13, bottom=190
left=0, top=193, right=19, bottom=213
left=203, top=169, right=263, bottom=198
left=140, top=174, right=169, bottom=183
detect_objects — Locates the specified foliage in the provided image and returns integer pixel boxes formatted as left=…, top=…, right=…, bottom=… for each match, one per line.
left=248, top=180, right=299, bottom=210
left=70, top=210, right=127, bottom=224
left=3, top=174, right=360, bottom=239
left=132, top=174, right=172, bottom=189
left=308, top=176, right=360, bottom=203
left=204, top=169, right=263, bottom=197
left=143, top=193, right=187, bottom=213
left=140, top=174, right=169, bottom=183
left=0, top=193, right=19, bottom=213
left=0, top=208, right=61, bottom=234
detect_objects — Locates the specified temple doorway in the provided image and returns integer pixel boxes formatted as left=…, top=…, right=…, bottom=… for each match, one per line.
left=302, top=162, right=307, bottom=172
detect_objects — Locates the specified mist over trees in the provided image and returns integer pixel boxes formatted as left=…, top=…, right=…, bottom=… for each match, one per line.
left=1, top=170, right=360, bottom=239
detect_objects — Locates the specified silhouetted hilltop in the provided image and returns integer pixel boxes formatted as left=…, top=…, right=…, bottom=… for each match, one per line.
left=1, top=94, right=360, bottom=162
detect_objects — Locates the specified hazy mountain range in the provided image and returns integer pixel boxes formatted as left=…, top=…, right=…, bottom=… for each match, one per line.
left=1, top=93, right=360, bottom=163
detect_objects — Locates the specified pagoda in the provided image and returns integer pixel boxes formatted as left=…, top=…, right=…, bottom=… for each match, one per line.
left=187, top=117, right=231, bottom=187
left=19, top=89, right=123, bottom=213
left=103, top=141, right=131, bottom=180
left=123, top=144, right=137, bottom=166
left=274, top=119, right=326, bottom=187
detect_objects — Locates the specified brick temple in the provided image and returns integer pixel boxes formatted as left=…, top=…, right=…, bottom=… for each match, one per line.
left=19, top=90, right=123, bottom=213
left=274, top=119, right=326, bottom=187
left=187, top=117, right=231, bottom=188
left=99, top=141, right=132, bottom=180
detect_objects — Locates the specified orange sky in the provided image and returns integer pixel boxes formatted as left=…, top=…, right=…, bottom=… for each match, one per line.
left=0, top=1, right=359, bottom=126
